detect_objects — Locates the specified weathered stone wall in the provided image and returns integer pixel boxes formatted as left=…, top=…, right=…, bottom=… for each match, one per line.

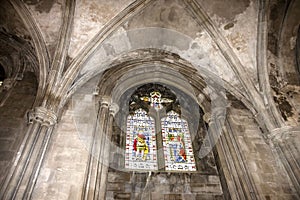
left=32, top=80, right=97, bottom=200
left=106, top=170, right=224, bottom=200
left=0, top=72, right=37, bottom=187
left=2, top=74, right=297, bottom=199
left=107, top=162, right=224, bottom=199
left=227, top=106, right=298, bottom=199
left=107, top=109, right=224, bottom=199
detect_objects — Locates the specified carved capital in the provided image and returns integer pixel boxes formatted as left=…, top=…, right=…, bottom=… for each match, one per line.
left=28, top=107, right=57, bottom=126
left=203, top=112, right=211, bottom=123
left=100, top=96, right=111, bottom=107
left=109, top=103, right=119, bottom=116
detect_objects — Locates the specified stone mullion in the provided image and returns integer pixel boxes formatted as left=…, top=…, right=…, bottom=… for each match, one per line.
left=98, top=104, right=118, bottom=199
left=82, top=98, right=110, bottom=200
left=155, top=112, right=165, bottom=171
left=0, top=79, right=17, bottom=107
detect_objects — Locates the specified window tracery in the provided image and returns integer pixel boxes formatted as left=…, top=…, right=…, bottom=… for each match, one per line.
left=125, top=84, right=196, bottom=172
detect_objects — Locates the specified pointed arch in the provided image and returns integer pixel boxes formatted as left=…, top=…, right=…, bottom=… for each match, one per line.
left=55, top=0, right=154, bottom=103
left=10, top=0, right=50, bottom=105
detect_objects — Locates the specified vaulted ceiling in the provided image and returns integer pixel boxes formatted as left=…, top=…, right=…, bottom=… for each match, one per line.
left=0, top=0, right=299, bottom=126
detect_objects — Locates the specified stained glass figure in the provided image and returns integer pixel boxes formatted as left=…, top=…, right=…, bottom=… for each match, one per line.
left=161, top=111, right=196, bottom=171
left=125, top=108, right=157, bottom=170
left=126, top=84, right=196, bottom=172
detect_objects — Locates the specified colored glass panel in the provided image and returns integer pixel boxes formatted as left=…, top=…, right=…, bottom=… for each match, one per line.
left=161, top=111, right=196, bottom=171
left=140, top=91, right=173, bottom=111
left=125, top=108, right=157, bottom=170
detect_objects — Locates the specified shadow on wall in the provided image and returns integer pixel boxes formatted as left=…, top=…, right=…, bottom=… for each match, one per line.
left=0, top=64, right=5, bottom=86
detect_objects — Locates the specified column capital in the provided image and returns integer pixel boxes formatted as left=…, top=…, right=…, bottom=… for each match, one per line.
left=203, top=112, right=211, bottom=123
left=28, top=107, right=57, bottom=126
left=109, top=103, right=119, bottom=116
left=100, top=96, right=111, bottom=107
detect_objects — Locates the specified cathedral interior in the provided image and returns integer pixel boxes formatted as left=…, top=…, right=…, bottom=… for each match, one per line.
left=0, top=0, right=300, bottom=199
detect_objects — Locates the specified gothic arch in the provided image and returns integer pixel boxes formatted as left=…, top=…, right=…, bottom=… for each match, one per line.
left=82, top=62, right=223, bottom=199
left=62, top=48, right=257, bottom=118
left=79, top=50, right=261, bottom=199
left=10, top=0, right=50, bottom=105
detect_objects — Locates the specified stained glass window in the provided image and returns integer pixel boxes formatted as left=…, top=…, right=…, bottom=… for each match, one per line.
left=140, top=91, right=173, bottom=111
left=161, top=111, right=196, bottom=171
left=125, top=108, right=157, bottom=170
left=125, top=84, right=196, bottom=172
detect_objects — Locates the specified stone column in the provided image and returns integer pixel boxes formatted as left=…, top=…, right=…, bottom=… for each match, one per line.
left=0, top=106, right=57, bottom=200
left=208, top=108, right=259, bottom=200
left=98, top=103, right=119, bottom=199
left=82, top=97, right=118, bottom=200
left=269, top=126, right=300, bottom=197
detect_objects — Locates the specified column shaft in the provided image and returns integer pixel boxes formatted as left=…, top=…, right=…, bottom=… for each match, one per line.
left=0, top=106, right=57, bottom=200
left=82, top=100, right=110, bottom=200
left=98, top=110, right=115, bottom=199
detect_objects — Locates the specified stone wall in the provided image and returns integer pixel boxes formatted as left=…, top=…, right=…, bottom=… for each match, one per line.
left=227, top=107, right=298, bottom=199
left=32, top=83, right=96, bottom=200
left=107, top=110, right=224, bottom=199
left=3, top=75, right=297, bottom=199
left=106, top=170, right=223, bottom=200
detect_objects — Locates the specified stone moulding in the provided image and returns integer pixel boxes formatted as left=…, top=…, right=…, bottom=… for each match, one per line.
left=28, top=106, right=57, bottom=126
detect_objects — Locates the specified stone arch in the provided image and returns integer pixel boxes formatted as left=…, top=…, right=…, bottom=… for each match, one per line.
left=97, top=60, right=211, bottom=115
left=62, top=48, right=255, bottom=117
left=82, top=58, right=229, bottom=199
left=77, top=43, right=277, bottom=199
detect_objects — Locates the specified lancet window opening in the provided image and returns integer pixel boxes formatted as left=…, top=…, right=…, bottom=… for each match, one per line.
left=124, top=83, right=196, bottom=172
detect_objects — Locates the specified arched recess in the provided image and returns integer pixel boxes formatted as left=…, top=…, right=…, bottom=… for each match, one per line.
left=80, top=52, right=259, bottom=199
